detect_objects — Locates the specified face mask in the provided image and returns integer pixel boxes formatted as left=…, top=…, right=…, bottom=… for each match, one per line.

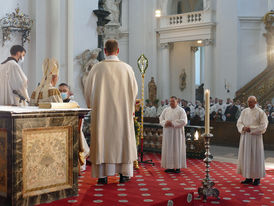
left=19, top=56, right=24, bottom=64
left=61, top=92, right=68, bottom=100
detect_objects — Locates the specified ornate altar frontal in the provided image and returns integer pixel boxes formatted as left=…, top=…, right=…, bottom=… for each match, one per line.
left=0, top=106, right=90, bottom=206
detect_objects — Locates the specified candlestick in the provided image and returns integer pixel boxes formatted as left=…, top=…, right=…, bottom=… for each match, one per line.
left=205, top=89, right=210, bottom=134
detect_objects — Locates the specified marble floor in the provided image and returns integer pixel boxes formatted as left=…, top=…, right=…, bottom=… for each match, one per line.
left=211, top=145, right=274, bottom=169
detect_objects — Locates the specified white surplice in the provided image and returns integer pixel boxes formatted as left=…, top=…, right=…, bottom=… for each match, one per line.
left=84, top=55, right=138, bottom=178
left=160, top=106, right=188, bottom=169
left=157, top=104, right=168, bottom=116
left=0, top=60, right=29, bottom=106
left=236, top=106, right=269, bottom=178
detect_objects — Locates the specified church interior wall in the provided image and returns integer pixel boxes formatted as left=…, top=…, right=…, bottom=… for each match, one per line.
left=73, top=0, right=98, bottom=107
left=1, top=0, right=272, bottom=107
left=170, top=41, right=195, bottom=103
left=237, top=19, right=267, bottom=90
left=128, top=0, right=158, bottom=101
left=213, top=0, right=238, bottom=100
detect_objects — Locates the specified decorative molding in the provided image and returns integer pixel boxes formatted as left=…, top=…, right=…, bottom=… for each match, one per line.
left=160, top=42, right=170, bottom=49
left=158, top=22, right=215, bottom=44
left=204, top=39, right=214, bottom=46
left=238, top=16, right=263, bottom=22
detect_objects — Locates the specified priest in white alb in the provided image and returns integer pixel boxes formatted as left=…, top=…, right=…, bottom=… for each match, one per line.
left=84, top=39, right=138, bottom=184
left=160, top=96, right=188, bottom=173
left=0, top=45, right=29, bottom=106
left=237, top=96, right=268, bottom=186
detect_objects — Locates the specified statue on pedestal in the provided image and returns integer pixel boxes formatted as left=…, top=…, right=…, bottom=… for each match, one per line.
left=148, top=77, right=157, bottom=105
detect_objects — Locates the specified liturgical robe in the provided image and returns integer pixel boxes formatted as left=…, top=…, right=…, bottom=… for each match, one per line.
left=237, top=106, right=268, bottom=178
left=84, top=55, right=138, bottom=178
left=160, top=106, right=188, bottom=169
left=0, top=59, right=29, bottom=106
left=30, top=58, right=62, bottom=105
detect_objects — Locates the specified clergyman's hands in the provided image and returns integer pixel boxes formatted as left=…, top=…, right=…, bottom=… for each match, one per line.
left=165, top=120, right=173, bottom=128
left=242, top=126, right=251, bottom=133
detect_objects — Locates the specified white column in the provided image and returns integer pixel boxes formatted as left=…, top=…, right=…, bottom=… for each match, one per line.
left=191, top=46, right=197, bottom=103
left=203, top=39, right=214, bottom=92
left=160, top=43, right=170, bottom=100
left=48, top=0, right=60, bottom=60
left=67, top=0, right=74, bottom=89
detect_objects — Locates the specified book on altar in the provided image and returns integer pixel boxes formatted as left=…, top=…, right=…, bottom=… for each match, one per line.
left=38, top=102, right=80, bottom=109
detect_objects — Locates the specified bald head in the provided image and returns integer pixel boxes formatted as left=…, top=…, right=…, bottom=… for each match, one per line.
left=247, top=96, right=257, bottom=109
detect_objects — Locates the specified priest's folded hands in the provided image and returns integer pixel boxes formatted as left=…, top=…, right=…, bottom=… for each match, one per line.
left=164, top=120, right=174, bottom=128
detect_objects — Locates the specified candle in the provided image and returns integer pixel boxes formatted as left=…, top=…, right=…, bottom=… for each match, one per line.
left=205, top=89, right=210, bottom=134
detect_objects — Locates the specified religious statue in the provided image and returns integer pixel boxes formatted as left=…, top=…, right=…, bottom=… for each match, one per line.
left=103, top=0, right=122, bottom=25
left=75, top=48, right=101, bottom=89
left=148, top=77, right=157, bottom=105
left=179, top=69, right=187, bottom=91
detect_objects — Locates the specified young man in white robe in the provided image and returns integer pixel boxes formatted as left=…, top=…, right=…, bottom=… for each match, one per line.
left=237, top=96, right=268, bottom=186
left=160, top=96, right=188, bottom=173
left=84, top=39, right=138, bottom=184
left=0, top=45, right=29, bottom=106
left=59, top=83, right=90, bottom=172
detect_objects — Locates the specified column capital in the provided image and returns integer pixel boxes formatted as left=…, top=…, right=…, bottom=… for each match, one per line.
left=204, top=39, right=214, bottom=46
left=160, top=43, right=170, bottom=49
left=191, top=46, right=199, bottom=53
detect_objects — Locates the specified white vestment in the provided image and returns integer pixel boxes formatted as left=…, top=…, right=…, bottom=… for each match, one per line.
left=0, top=60, right=29, bottom=106
left=84, top=55, right=138, bottom=178
left=236, top=106, right=268, bottom=178
left=144, top=106, right=157, bottom=117
left=195, top=107, right=205, bottom=121
left=160, top=106, right=188, bottom=169
left=157, top=105, right=168, bottom=116
left=211, top=103, right=226, bottom=114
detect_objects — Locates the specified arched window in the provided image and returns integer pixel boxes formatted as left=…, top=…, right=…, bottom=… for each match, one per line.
left=169, top=0, right=203, bottom=15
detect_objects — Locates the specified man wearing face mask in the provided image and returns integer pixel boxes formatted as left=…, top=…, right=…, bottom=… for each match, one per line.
left=0, top=45, right=29, bottom=106
left=58, top=82, right=90, bottom=172
left=58, top=83, right=73, bottom=102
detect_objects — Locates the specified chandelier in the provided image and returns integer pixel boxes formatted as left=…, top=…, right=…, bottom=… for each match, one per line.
left=0, top=7, right=33, bottom=46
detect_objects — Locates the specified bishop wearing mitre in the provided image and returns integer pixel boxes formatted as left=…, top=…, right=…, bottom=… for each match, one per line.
left=30, top=58, right=63, bottom=105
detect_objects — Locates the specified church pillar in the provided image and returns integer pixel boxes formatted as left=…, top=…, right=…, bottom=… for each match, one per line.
left=47, top=0, right=61, bottom=60
left=67, top=0, right=74, bottom=89
left=160, top=43, right=170, bottom=100
left=203, top=39, right=214, bottom=93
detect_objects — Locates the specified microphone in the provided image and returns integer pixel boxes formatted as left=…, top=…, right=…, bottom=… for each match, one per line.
left=13, top=90, right=29, bottom=104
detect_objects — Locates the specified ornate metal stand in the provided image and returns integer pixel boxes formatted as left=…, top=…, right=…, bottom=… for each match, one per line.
left=198, top=133, right=220, bottom=202
left=137, top=55, right=154, bottom=166
left=93, top=0, right=110, bottom=61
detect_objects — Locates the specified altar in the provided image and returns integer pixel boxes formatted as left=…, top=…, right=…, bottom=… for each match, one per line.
left=0, top=106, right=90, bottom=206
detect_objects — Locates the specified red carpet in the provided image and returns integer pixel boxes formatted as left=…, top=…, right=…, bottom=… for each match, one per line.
left=39, top=153, right=274, bottom=206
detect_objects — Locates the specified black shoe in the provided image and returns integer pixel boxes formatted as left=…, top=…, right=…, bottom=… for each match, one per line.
left=241, top=178, right=253, bottom=185
left=165, top=169, right=174, bottom=173
left=253, top=179, right=260, bottom=186
left=97, top=177, right=107, bottom=184
left=119, top=174, right=130, bottom=183
left=174, top=169, right=181, bottom=173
